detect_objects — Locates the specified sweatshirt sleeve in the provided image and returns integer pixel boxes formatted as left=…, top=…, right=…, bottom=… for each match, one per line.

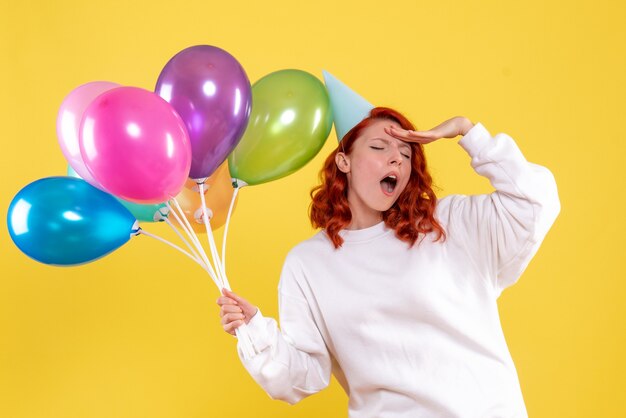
left=439, top=122, right=561, bottom=296
left=236, top=254, right=332, bottom=404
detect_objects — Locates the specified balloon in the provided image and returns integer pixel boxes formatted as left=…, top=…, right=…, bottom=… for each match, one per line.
left=7, top=177, right=138, bottom=266
left=118, top=200, right=168, bottom=223
left=57, top=81, right=120, bottom=189
left=155, top=45, right=252, bottom=180
left=67, top=166, right=168, bottom=222
left=79, top=86, right=191, bottom=204
left=228, top=69, right=332, bottom=186
left=173, top=161, right=237, bottom=233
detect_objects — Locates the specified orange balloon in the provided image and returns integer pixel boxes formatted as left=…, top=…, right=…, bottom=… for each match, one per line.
left=172, top=162, right=237, bottom=233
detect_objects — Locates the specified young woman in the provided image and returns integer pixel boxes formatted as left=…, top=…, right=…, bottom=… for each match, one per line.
left=217, top=107, right=560, bottom=417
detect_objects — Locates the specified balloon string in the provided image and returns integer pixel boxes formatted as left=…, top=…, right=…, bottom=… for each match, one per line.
left=168, top=199, right=220, bottom=287
left=136, top=229, right=208, bottom=272
left=165, top=197, right=257, bottom=359
left=221, top=185, right=239, bottom=274
left=198, top=184, right=229, bottom=289
left=197, top=183, right=255, bottom=359
left=166, top=200, right=220, bottom=288
left=163, top=217, right=206, bottom=269
left=237, top=323, right=256, bottom=360
left=165, top=200, right=213, bottom=274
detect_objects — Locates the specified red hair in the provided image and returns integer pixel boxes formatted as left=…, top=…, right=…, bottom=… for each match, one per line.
left=309, top=107, right=446, bottom=249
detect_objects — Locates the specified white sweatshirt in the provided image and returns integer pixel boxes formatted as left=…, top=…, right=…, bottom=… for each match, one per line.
left=237, top=123, right=560, bottom=417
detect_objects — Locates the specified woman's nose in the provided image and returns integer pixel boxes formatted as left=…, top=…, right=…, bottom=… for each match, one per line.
left=388, top=148, right=403, bottom=165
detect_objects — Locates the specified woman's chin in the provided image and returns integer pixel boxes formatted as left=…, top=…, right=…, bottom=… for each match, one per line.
left=373, top=201, right=397, bottom=213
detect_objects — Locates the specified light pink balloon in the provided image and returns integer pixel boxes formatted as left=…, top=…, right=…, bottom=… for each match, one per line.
left=79, top=86, right=191, bottom=204
left=57, top=81, right=120, bottom=189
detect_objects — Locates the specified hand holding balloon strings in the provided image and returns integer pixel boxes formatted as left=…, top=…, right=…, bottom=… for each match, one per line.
left=152, top=45, right=257, bottom=358
left=161, top=191, right=254, bottom=358
left=196, top=183, right=257, bottom=358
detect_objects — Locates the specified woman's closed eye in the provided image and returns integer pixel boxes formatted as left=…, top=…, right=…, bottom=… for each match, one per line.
left=371, top=146, right=410, bottom=159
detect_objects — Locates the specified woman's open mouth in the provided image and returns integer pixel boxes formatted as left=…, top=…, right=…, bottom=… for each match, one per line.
left=380, top=175, right=397, bottom=196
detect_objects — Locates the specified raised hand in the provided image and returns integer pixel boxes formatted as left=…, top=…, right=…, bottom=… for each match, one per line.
left=385, top=116, right=474, bottom=144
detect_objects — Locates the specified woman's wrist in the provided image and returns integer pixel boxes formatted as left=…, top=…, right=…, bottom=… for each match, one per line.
left=458, top=117, right=474, bottom=136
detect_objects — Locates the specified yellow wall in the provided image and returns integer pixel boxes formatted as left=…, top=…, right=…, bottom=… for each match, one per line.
left=1, top=0, right=624, bottom=416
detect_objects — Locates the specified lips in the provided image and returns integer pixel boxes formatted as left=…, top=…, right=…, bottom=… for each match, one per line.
left=380, top=172, right=399, bottom=196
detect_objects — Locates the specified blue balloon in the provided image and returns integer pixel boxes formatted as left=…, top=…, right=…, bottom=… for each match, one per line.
left=7, top=177, right=138, bottom=266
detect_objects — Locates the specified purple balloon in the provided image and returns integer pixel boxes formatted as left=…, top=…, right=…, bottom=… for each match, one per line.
left=155, top=45, right=252, bottom=180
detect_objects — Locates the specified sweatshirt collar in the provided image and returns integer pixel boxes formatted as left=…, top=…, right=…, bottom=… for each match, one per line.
left=338, top=221, right=391, bottom=243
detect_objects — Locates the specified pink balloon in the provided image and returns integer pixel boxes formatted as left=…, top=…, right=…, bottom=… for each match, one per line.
left=57, top=81, right=120, bottom=189
left=79, top=86, right=191, bottom=204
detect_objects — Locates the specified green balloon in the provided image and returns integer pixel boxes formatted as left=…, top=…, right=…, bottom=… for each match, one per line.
left=67, top=165, right=167, bottom=222
left=116, top=200, right=168, bottom=223
left=228, top=69, right=332, bottom=186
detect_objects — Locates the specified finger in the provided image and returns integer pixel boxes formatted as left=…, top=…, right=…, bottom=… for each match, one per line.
left=222, top=289, right=258, bottom=319
left=220, top=305, right=243, bottom=315
left=224, top=322, right=237, bottom=335
left=219, top=306, right=243, bottom=319
left=224, top=320, right=244, bottom=333
left=386, top=127, right=436, bottom=143
left=242, top=307, right=258, bottom=324
left=389, top=126, right=438, bottom=138
left=216, top=296, right=238, bottom=306
left=223, top=288, right=239, bottom=298
left=411, top=130, right=439, bottom=138
left=223, top=288, right=249, bottom=305
left=221, top=312, right=245, bottom=325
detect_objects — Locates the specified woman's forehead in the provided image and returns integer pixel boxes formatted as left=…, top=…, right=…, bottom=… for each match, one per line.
left=363, top=118, right=402, bottom=134
left=356, top=119, right=409, bottom=146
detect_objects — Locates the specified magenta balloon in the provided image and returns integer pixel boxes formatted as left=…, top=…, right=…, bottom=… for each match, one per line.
left=57, top=81, right=120, bottom=189
left=79, top=87, right=191, bottom=204
left=155, top=45, right=252, bottom=180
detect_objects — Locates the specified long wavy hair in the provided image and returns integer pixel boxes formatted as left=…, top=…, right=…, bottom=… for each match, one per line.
left=309, top=107, right=446, bottom=249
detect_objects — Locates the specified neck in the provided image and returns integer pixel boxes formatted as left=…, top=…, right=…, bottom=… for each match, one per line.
left=346, top=217, right=383, bottom=230
left=346, top=199, right=383, bottom=230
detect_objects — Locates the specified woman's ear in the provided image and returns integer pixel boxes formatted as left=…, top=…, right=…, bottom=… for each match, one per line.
left=335, top=152, right=350, bottom=173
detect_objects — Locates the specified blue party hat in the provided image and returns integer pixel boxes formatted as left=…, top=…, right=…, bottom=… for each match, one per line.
left=322, top=70, right=374, bottom=142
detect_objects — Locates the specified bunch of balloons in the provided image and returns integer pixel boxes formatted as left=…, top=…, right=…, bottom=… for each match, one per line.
left=8, top=44, right=332, bottom=276
left=7, top=45, right=333, bottom=359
